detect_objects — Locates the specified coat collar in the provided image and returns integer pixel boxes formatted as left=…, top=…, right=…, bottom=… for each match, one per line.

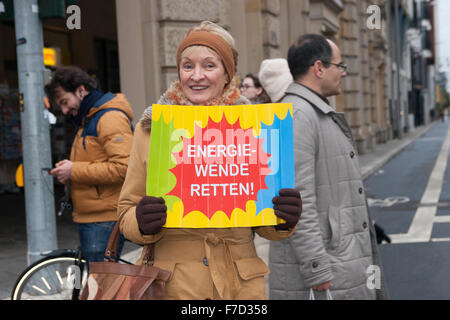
left=139, top=78, right=251, bottom=131
left=285, top=82, right=357, bottom=150
left=285, top=82, right=336, bottom=115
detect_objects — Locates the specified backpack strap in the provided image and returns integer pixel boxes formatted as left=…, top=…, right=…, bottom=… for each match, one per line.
left=81, top=108, right=134, bottom=150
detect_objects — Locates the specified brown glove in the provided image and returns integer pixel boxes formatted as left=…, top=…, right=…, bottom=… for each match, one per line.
left=272, top=188, right=302, bottom=230
left=135, top=196, right=167, bottom=235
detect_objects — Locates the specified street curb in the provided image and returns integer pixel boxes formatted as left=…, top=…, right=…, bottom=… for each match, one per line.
left=361, top=122, right=436, bottom=181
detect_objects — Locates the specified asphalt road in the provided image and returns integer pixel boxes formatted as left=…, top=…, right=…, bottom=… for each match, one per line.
left=365, top=120, right=450, bottom=299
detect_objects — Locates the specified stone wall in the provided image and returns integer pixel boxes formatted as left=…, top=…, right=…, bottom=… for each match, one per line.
left=116, top=0, right=393, bottom=154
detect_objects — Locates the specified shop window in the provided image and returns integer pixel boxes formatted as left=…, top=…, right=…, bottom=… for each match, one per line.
left=93, top=38, right=120, bottom=93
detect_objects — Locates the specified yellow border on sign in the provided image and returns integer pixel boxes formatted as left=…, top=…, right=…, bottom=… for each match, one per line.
left=152, top=103, right=293, bottom=138
left=165, top=199, right=281, bottom=228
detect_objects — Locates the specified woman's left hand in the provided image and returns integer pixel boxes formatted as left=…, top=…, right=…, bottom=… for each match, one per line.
left=272, top=188, right=302, bottom=230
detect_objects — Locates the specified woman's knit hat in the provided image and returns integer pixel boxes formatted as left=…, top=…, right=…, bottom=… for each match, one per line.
left=258, top=58, right=293, bottom=102
left=177, top=31, right=235, bottom=82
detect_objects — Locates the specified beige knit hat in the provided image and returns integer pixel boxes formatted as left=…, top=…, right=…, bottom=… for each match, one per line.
left=258, top=58, right=293, bottom=103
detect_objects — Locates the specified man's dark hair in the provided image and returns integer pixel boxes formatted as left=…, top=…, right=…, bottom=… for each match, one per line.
left=44, top=66, right=98, bottom=106
left=287, top=34, right=333, bottom=79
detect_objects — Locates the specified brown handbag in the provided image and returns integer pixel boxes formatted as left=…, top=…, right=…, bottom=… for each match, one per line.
left=79, top=218, right=171, bottom=300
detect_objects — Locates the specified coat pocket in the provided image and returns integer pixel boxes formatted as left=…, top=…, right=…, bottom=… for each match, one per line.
left=234, top=257, right=269, bottom=281
left=153, top=260, right=177, bottom=282
left=327, top=206, right=341, bottom=249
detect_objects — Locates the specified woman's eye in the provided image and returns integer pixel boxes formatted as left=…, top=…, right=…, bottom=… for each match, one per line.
left=206, top=63, right=215, bottom=69
left=183, top=63, right=193, bottom=70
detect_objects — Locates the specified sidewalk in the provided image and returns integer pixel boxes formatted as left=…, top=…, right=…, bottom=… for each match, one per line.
left=359, top=122, right=434, bottom=180
left=0, top=121, right=436, bottom=300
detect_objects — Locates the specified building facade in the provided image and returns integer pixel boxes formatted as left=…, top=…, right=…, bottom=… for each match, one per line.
left=115, top=0, right=392, bottom=154
left=0, top=0, right=439, bottom=190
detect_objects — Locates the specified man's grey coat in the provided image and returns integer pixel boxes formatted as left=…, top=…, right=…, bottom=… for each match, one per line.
left=269, top=83, right=387, bottom=300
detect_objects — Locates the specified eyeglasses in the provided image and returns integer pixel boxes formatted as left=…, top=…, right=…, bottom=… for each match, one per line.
left=311, top=60, right=348, bottom=73
left=321, top=61, right=348, bottom=73
left=240, top=84, right=255, bottom=90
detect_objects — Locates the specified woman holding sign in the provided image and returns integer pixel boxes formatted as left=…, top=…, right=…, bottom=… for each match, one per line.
left=117, top=21, right=301, bottom=300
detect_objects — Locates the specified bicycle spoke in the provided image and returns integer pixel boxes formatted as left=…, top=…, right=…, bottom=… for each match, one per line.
left=31, top=285, right=46, bottom=294
left=41, top=277, right=52, bottom=290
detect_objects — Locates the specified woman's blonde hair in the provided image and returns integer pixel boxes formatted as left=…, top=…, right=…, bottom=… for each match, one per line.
left=185, top=21, right=238, bottom=70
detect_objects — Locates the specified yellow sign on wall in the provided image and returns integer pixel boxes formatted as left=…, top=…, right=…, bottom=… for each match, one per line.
left=43, top=48, right=57, bottom=66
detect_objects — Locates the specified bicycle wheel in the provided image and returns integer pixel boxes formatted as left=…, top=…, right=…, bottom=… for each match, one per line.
left=11, top=253, right=87, bottom=300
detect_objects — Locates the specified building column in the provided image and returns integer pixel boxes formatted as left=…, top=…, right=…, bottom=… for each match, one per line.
left=115, top=0, right=159, bottom=120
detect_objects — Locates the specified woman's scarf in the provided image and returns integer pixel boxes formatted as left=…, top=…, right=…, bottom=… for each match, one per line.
left=166, top=76, right=241, bottom=106
left=140, top=76, right=249, bottom=130
left=71, top=89, right=104, bottom=126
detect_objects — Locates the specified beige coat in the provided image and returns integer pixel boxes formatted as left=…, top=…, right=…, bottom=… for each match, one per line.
left=118, top=89, right=295, bottom=300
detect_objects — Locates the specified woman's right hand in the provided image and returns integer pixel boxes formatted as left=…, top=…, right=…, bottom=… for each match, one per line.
left=135, top=196, right=167, bottom=235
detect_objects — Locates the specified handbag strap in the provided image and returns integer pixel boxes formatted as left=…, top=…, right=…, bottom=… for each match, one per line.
left=309, top=288, right=333, bottom=300
left=142, top=242, right=155, bottom=265
left=104, top=214, right=155, bottom=263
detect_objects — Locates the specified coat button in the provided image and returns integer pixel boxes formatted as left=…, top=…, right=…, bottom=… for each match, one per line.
left=203, top=257, right=209, bottom=266
left=363, top=222, right=368, bottom=229
left=359, top=187, right=363, bottom=194
left=350, top=151, right=355, bottom=158
left=312, top=262, right=319, bottom=268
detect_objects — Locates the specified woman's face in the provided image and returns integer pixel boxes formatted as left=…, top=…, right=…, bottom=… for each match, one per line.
left=240, top=77, right=263, bottom=102
left=179, top=46, right=228, bottom=104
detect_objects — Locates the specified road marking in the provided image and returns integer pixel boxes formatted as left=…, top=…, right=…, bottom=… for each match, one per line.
left=389, top=124, right=450, bottom=244
left=434, top=215, right=450, bottom=223
left=431, top=237, right=450, bottom=242
left=367, top=196, right=410, bottom=207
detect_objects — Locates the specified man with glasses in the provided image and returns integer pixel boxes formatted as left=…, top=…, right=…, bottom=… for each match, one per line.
left=268, top=34, right=387, bottom=300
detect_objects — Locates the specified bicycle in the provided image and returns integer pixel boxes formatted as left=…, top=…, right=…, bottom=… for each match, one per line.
left=11, top=247, right=87, bottom=300
left=10, top=177, right=136, bottom=300
left=10, top=179, right=87, bottom=300
left=11, top=244, right=135, bottom=300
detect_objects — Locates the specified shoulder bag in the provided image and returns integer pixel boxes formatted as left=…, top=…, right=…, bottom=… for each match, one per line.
left=79, top=217, right=170, bottom=300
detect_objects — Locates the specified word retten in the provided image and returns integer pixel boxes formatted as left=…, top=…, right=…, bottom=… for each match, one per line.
left=190, top=182, right=254, bottom=197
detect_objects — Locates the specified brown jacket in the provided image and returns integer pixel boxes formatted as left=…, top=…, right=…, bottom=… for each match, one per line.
left=118, top=84, right=295, bottom=299
left=70, top=93, right=134, bottom=223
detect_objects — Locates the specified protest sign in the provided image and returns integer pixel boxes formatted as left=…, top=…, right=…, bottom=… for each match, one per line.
left=147, top=103, right=294, bottom=228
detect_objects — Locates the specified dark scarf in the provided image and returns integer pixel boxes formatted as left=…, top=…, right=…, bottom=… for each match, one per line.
left=297, top=83, right=330, bottom=105
left=71, top=89, right=104, bottom=126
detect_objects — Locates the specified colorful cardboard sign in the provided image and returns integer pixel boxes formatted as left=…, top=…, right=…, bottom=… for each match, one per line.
left=147, top=103, right=294, bottom=228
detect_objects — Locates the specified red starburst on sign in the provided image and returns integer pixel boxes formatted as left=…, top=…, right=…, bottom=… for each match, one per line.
left=168, top=117, right=271, bottom=219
